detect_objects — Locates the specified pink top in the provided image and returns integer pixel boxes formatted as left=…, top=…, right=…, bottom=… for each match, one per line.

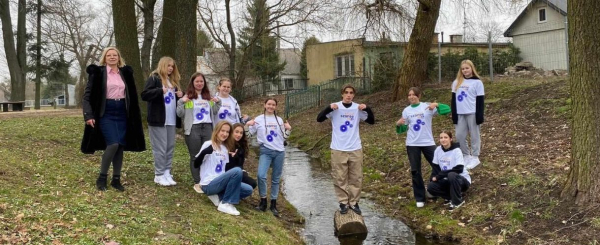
left=106, top=66, right=126, bottom=99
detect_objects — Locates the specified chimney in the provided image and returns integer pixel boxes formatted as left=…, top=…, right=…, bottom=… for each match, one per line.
left=450, top=34, right=463, bottom=43
left=432, top=32, right=439, bottom=44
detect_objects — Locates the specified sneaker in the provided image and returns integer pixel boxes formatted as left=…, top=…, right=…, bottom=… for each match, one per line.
left=442, top=199, right=451, bottom=206
left=416, top=202, right=425, bottom=208
left=193, top=184, right=204, bottom=194
left=207, top=195, right=220, bottom=207
left=466, top=156, right=480, bottom=170
left=339, top=203, right=349, bottom=214
left=350, top=203, right=362, bottom=215
left=164, top=174, right=177, bottom=186
left=448, top=200, right=465, bottom=211
left=217, top=202, right=240, bottom=216
left=154, top=175, right=170, bottom=186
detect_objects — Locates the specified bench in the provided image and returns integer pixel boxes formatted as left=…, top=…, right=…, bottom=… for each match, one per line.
left=0, top=101, right=25, bottom=112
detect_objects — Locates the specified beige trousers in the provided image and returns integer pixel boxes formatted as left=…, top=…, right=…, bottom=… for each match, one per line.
left=331, top=149, right=363, bottom=206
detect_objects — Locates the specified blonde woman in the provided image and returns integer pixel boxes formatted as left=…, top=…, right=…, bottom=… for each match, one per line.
left=450, top=60, right=485, bottom=169
left=81, top=47, right=146, bottom=191
left=142, top=56, right=183, bottom=186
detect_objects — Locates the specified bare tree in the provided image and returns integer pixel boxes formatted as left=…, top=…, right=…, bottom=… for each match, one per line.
left=0, top=0, right=27, bottom=101
left=42, top=0, right=113, bottom=107
left=135, top=0, right=157, bottom=78
left=197, top=0, right=334, bottom=89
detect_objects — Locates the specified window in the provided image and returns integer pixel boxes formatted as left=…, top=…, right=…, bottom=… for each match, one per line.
left=284, top=78, right=294, bottom=89
left=335, top=54, right=355, bottom=78
left=538, top=8, right=547, bottom=23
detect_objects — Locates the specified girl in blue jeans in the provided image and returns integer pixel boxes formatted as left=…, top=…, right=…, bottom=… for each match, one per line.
left=194, top=121, right=253, bottom=216
left=246, top=98, right=291, bottom=217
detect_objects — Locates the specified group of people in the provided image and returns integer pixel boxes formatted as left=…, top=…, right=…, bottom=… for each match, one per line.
left=316, top=59, right=484, bottom=216
left=81, top=47, right=290, bottom=216
left=396, top=59, right=484, bottom=211
left=80, top=46, right=483, bottom=218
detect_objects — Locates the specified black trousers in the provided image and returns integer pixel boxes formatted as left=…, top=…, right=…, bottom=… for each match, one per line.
left=427, top=172, right=470, bottom=205
left=406, top=145, right=437, bottom=202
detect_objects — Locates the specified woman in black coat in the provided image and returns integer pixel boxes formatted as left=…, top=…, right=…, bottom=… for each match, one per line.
left=81, top=47, right=146, bottom=191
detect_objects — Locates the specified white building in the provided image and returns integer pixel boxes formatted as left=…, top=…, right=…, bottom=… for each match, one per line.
left=504, top=0, right=568, bottom=70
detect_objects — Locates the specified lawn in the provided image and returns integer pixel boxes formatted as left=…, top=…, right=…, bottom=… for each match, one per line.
left=0, top=112, right=303, bottom=244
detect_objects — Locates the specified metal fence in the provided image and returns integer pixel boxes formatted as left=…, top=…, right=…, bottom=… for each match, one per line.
left=430, top=18, right=569, bottom=83
left=236, top=79, right=308, bottom=102
left=284, top=77, right=371, bottom=118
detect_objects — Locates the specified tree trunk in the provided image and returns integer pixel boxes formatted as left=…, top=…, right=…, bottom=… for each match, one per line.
left=174, top=0, right=197, bottom=89
left=35, top=0, right=41, bottom=109
left=0, top=0, right=27, bottom=102
left=140, top=0, right=157, bottom=78
left=392, top=0, right=441, bottom=101
left=333, top=210, right=368, bottom=238
left=225, top=0, right=239, bottom=88
left=158, top=0, right=177, bottom=60
left=112, top=0, right=146, bottom=113
left=561, top=0, right=600, bottom=205
left=151, top=20, right=162, bottom=69
left=75, top=68, right=86, bottom=107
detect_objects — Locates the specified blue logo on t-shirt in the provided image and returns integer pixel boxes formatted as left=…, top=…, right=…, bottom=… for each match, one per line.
left=215, top=160, right=223, bottom=173
left=219, top=109, right=232, bottom=119
left=413, top=119, right=426, bottom=131
left=196, top=108, right=209, bottom=120
left=266, top=130, right=278, bottom=142
left=457, top=91, right=467, bottom=102
left=442, top=166, right=448, bottom=170
left=340, top=120, right=354, bottom=132
left=165, top=91, right=175, bottom=104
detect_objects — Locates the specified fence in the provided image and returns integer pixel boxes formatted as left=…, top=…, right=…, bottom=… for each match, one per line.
left=429, top=18, right=569, bottom=83
left=235, top=79, right=308, bottom=102
left=284, top=77, right=371, bottom=118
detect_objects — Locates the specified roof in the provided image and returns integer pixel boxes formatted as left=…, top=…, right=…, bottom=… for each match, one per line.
left=278, top=48, right=300, bottom=75
left=198, top=48, right=230, bottom=75
left=504, top=0, right=568, bottom=37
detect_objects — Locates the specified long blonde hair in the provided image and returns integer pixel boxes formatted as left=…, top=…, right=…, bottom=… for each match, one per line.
left=152, top=57, right=181, bottom=90
left=211, top=121, right=235, bottom=152
left=99, top=47, right=126, bottom=67
left=454, top=60, right=481, bottom=91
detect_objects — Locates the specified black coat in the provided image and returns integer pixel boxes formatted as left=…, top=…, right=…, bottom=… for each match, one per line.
left=141, top=73, right=182, bottom=127
left=81, top=64, right=146, bottom=154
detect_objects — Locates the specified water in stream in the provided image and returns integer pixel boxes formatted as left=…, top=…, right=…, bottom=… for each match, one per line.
left=281, top=147, right=438, bottom=245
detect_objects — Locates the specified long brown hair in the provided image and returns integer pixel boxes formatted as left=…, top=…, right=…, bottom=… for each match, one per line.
left=232, top=123, right=249, bottom=153
left=454, top=60, right=481, bottom=91
left=152, top=56, right=181, bottom=90
left=185, top=72, right=211, bottom=100
left=212, top=121, right=235, bottom=152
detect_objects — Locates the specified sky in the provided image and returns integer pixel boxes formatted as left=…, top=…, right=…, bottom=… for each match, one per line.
left=0, top=0, right=529, bottom=82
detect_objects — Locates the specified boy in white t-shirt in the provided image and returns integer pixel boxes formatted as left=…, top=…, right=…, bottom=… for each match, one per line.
left=316, top=84, right=374, bottom=215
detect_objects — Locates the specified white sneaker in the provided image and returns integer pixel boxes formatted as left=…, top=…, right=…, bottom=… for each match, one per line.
left=164, top=174, right=177, bottom=186
left=217, top=202, right=240, bottom=216
left=466, top=156, right=480, bottom=170
left=193, top=184, right=204, bottom=194
left=207, top=195, right=220, bottom=207
left=416, top=202, right=425, bottom=208
left=154, top=175, right=170, bottom=186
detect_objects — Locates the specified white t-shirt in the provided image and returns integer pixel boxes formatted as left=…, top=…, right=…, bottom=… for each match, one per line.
left=214, top=96, right=240, bottom=124
left=326, top=102, right=368, bottom=151
left=402, top=102, right=437, bottom=146
left=163, top=80, right=177, bottom=126
left=451, top=78, right=484, bottom=115
left=192, top=98, right=212, bottom=124
left=432, top=146, right=471, bottom=183
left=248, top=114, right=287, bottom=152
left=197, top=141, right=229, bottom=186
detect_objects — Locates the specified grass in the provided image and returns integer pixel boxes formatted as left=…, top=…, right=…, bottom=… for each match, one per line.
left=0, top=114, right=303, bottom=244
left=283, top=76, right=600, bottom=244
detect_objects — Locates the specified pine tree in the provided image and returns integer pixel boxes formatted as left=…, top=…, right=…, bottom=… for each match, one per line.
left=238, top=0, right=285, bottom=81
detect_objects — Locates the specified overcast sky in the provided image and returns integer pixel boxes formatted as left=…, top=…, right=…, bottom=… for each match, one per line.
left=0, top=0, right=528, bottom=81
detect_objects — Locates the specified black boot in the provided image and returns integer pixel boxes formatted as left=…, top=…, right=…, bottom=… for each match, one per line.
left=110, top=175, right=125, bottom=191
left=96, top=173, right=108, bottom=191
left=256, top=198, right=267, bottom=211
left=270, top=199, right=280, bottom=217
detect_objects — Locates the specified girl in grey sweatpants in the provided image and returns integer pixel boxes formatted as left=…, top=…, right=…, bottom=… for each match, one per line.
left=451, top=60, right=485, bottom=169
